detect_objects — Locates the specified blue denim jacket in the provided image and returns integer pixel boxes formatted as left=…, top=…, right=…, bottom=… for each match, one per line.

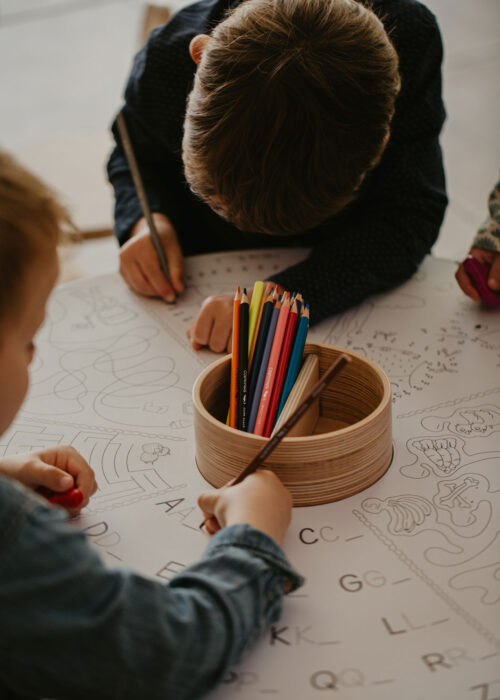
left=0, top=476, right=303, bottom=699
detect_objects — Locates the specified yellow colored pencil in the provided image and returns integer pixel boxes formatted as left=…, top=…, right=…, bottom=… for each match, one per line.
left=247, top=281, right=264, bottom=355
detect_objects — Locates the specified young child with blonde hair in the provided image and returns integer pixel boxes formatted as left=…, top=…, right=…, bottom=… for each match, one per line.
left=0, top=149, right=302, bottom=699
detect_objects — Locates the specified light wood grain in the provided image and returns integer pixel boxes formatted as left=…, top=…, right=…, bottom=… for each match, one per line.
left=193, top=343, right=392, bottom=506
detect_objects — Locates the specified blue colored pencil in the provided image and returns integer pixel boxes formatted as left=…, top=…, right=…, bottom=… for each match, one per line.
left=247, top=295, right=282, bottom=433
left=275, top=304, right=310, bottom=419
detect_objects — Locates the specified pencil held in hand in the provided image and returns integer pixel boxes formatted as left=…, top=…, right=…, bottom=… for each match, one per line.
left=200, top=353, right=351, bottom=529
left=116, top=112, right=172, bottom=291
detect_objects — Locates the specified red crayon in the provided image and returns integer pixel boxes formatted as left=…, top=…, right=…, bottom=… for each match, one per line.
left=37, top=486, right=84, bottom=509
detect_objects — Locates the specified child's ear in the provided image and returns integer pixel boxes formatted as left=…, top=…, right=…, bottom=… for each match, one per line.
left=189, top=34, right=211, bottom=66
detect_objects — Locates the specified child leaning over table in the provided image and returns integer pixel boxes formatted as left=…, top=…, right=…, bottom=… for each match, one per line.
left=0, top=150, right=302, bottom=699
left=108, top=0, right=447, bottom=353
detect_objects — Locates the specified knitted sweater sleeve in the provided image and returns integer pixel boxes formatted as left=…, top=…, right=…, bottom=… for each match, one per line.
left=106, top=2, right=215, bottom=246
left=271, top=2, right=448, bottom=325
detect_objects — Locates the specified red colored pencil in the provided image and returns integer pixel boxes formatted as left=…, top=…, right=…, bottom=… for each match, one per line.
left=263, top=298, right=299, bottom=437
left=253, top=293, right=291, bottom=436
left=229, top=285, right=241, bottom=428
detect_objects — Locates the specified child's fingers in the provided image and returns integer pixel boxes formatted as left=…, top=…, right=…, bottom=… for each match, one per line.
left=203, top=516, right=221, bottom=535
left=123, top=260, right=157, bottom=298
left=488, top=254, right=500, bottom=290
left=455, top=262, right=481, bottom=302
left=162, top=232, right=185, bottom=294
left=209, top=315, right=232, bottom=353
left=197, top=489, right=220, bottom=515
left=38, top=446, right=96, bottom=507
left=64, top=452, right=97, bottom=507
left=29, top=461, right=74, bottom=492
left=139, top=246, right=177, bottom=302
left=190, top=304, right=216, bottom=348
left=469, top=247, right=495, bottom=264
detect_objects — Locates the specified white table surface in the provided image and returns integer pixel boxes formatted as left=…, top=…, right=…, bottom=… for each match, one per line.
left=2, top=251, right=499, bottom=699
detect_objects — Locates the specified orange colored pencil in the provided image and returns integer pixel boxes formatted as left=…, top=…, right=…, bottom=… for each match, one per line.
left=263, top=297, right=299, bottom=437
left=253, top=293, right=291, bottom=436
left=229, top=285, right=241, bottom=428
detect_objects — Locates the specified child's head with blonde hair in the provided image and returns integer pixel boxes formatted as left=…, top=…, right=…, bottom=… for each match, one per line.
left=0, top=150, right=70, bottom=324
left=0, top=149, right=70, bottom=432
left=183, top=0, right=400, bottom=236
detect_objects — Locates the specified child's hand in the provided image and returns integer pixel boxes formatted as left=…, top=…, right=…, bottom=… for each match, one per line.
left=198, top=470, right=293, bottom=546
left=187, top=293, right=234, bottom=353
left=456, top=247, right=500, bottom=301
left=119, top=213, right=185, bottom=303
left=0, top=446, right=97, bottom=514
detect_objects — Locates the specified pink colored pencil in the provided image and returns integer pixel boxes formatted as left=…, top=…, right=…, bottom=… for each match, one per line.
left=253, top=293, right=291, bottom=436
left=263, top=298, right=299, bottom=437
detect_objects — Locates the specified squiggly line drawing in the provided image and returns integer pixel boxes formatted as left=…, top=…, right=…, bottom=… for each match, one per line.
left=361, top=495, right=433, bottom=534
left=140, top=443, right=171, bottom=465
left=400, top=435, right=500, bottom=480
left=422, top=405, right=500, bottom=438
left=449, top=563, right=500, bottom=605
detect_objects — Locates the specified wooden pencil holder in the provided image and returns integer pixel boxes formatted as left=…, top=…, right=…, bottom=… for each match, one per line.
left=192, top=343, right=392, bottom=506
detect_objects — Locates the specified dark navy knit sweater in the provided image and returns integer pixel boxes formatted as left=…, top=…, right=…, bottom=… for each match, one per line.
left=107, top=0, right=447, bottom=325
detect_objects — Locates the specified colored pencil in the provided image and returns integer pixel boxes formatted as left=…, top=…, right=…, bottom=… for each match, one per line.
left=228, top=286, right=241, bottom=428
left=295, top=293, right=303, bottom=317
left=200, top=353, right=351, bottom=528
left=246, top=287, right=276, bottom=421
left=247, top=281, right=264, bottom=356
left=249, top=282, right=272, bottom=365
left=116, top=113, right=172, bottom=291
left=232, top=355, right=351, bottom=484
left=237, top=289, right=250, bottom=430
left=276, top=304, right=310, bottom=420
left=247, top=293, right=281, bottom=433
left=253, top=293, right=291, bottom=436
left=263, top=298, right=299, bottom=437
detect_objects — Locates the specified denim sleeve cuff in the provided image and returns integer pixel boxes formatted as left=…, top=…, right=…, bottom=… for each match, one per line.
left=202, top=523, right=305, bottom=593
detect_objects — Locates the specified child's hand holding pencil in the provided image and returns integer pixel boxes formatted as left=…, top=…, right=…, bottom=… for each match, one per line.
left=197, top=470, right=292, bottom=546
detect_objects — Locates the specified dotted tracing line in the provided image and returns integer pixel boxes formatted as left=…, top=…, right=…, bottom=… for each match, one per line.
left=396, top=387, right=500, bottom=419
left=17, top=415, right=186, bottom=441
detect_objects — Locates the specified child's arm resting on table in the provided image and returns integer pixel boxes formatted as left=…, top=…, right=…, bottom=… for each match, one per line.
left=0, top=445, right=96, bottom=514
left=0, top=472, right=303, bottom=700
